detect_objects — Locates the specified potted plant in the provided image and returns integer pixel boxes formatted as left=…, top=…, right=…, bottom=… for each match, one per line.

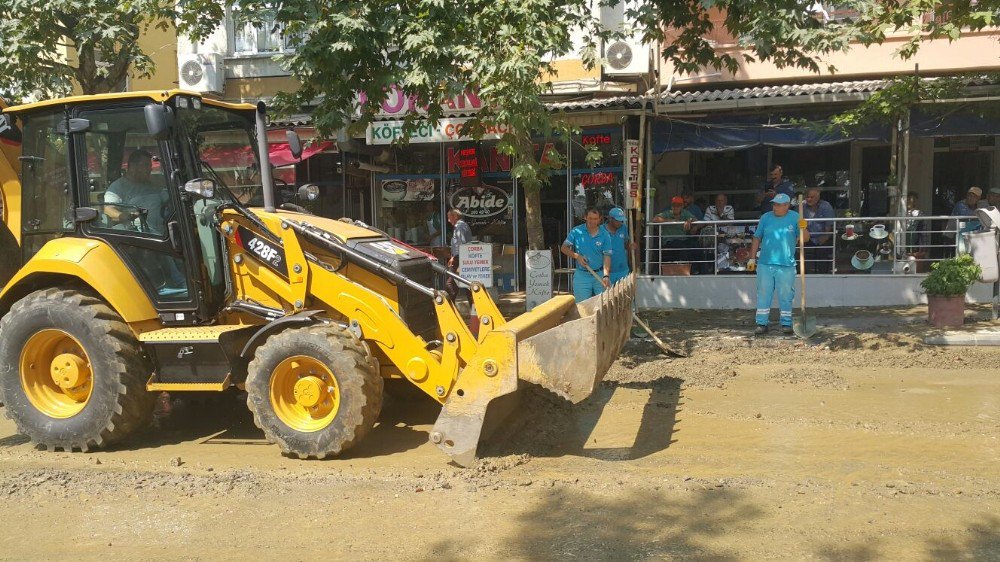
left=920, top=254, right=982, bottom=328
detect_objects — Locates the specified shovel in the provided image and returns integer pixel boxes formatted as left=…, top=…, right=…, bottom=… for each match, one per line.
left=794, top=198, right=818, bottom=338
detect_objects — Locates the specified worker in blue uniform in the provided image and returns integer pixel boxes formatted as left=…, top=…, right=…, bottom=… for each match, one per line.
left=747, top=193, right=809, bottom=335
left=603, top=206, right=634, bottom=286
left=561, top=207, right=612, bottom=302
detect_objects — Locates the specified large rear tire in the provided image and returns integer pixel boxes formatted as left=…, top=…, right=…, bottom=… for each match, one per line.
left=0, top=288, right=155, bottom=451
left=245, top=326, right=383, bottom=459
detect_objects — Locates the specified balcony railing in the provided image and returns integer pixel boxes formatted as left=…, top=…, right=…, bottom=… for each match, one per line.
left=643, top=215, right=975, bottom=276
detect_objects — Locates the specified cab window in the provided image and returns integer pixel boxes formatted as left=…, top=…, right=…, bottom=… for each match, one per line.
left=78, top=107, right=172, bottom=238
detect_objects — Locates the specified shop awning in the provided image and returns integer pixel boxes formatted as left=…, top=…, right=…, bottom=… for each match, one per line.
left=652, top=114, right=890, bottom=153
left=912, top=106, right=1000, bottom=137
left=268, top=141, right=334, bottom=167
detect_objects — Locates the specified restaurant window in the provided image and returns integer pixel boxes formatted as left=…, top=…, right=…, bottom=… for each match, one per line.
left=773, top=144, right=852, bottom=213
left=375, top=144, right=442, bottom=246
left=570, top=127, right=622, bottom=224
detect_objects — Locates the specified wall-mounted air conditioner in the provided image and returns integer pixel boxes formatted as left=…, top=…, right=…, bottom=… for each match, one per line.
left=178, top=53, right=226, bottom=94
left=602, top=37, right=650, bottom=76
left=599, top=1, right=649, bottom=77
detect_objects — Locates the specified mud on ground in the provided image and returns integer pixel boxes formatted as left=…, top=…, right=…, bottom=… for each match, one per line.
left=0, top=306, right=998, bottom=560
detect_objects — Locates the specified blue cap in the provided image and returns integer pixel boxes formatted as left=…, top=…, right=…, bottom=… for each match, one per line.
left=608, top=207, right=626, bottom=222
left=770, top=193, right=791, bottom=204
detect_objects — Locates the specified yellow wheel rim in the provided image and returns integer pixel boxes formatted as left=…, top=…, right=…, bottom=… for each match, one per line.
left=269, top=356, right=340, bottom=432
left=19, top=329, right=94, bottom=419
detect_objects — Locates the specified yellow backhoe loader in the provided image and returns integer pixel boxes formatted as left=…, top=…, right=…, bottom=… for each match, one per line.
left=0, top=91, right=634, bottom=465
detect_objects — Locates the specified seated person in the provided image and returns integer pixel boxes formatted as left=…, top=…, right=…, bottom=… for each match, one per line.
left=105, top=150, right=184, bottom=293
left=803, top=188, right=834, bottom=273
left=651, top=196, right=697, bottom=268
left=704, top=193, right=739, bottom=270
left=105, top=149, right=169, bottom=235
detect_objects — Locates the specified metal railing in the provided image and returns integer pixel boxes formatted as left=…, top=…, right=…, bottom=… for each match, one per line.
left=643, top=215, right=976, bottom=276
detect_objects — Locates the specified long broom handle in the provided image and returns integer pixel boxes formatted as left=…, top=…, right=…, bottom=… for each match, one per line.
left=799, top=198, right=807, bottom=312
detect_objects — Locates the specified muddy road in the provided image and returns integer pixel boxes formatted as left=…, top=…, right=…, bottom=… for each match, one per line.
left=0, top=307, right=998, bottom=560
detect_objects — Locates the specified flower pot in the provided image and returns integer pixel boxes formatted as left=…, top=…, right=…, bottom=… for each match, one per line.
left=927, top=295, right=966, bottom=328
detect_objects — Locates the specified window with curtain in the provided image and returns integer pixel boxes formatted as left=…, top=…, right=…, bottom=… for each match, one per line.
left=230, top=6, right=299, bottom=55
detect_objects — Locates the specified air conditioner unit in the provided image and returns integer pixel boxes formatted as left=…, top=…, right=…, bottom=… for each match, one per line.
left=178, top=53, right=225, bottom=94
left=602, top=37, right=650, bottom=76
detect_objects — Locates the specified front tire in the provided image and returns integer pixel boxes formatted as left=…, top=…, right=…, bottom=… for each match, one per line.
left=0, top=288, right=155, bottom=451
left=246, top=326, right=383, bottom=459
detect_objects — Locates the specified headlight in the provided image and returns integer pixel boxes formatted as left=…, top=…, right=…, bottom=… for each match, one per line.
left=297, top=183, right=320, bottom=201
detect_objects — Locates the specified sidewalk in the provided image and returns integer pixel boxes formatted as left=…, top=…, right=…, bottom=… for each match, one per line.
left=495, top=290, right=1000, bottom=347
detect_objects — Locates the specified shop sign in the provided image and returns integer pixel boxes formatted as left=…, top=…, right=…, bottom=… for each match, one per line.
left=381, top=178, right=436, bottom=202
left=459, top=243, right=494, bottom=287
left=457, top=143, right=481, bottom=188
left=579, top=172, right=616, bottom=187
left=625, top=139, right=640, bottom=209
left=358, top=87, right=483, bottom=118
left=525, top=250, right=553, bottom=311
left=449, top=184, right=510, bottom=218
left=366, top=118, right=512, bottom=145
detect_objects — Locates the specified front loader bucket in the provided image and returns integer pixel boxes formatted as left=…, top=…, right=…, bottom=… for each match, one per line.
left=431, top=274, right=636, bottom=466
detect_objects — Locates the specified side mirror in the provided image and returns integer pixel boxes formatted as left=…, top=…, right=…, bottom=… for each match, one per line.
left=297, top=183, right=320, bottom=201
left=286, top=129, right=303, bottom=160
left=56, top=118, right=91, bottom=134
left=184, top=178, right=215, bottom=199
left=144, top=103, right=174, bottom=140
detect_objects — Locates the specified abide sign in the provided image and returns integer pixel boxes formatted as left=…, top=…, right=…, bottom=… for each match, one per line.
left=449, top=184, right=509, bottom=218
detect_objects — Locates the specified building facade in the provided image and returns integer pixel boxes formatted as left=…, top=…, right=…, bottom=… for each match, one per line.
left=137, top=7, right=1000, bottom=303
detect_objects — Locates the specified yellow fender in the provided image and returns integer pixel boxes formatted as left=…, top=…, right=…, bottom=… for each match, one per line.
left=0, top=238, right=157, bottom=323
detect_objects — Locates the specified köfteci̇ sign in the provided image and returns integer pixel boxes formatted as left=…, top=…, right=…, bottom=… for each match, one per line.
left=525, top=250, right=553, bottom=311
left=366, top=118, right=512, bottom=145
left=625, top=139, right=640, bottom=210
left=459, top=243, right=493, bottom=288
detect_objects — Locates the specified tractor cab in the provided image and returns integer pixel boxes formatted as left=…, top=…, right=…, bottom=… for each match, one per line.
left=6, top=92, right=262, bottom=325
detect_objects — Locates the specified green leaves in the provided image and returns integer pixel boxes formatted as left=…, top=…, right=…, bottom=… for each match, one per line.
left=921, top=254, right=982, bottom=296
left=0, top=0, right=178, bottom=99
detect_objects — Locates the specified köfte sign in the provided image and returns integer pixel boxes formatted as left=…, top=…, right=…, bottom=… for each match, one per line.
left=366, top=118, right=512, bottom=145
left=449, top=184, right=510, bottom=218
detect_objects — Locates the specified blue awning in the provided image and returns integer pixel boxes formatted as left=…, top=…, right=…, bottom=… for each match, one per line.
left=912, top=106, right=1000, bottom=137
left=653, top=114, right=891, bottom=153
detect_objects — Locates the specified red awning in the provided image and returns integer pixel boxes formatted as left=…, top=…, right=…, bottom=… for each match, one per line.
left=269, top=141, right=334, bottom=168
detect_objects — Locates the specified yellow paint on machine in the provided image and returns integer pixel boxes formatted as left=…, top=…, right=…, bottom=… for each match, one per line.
left=0, top=238, right=158, bottom=323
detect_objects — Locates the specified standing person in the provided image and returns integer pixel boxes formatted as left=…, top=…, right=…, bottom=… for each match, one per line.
left=445, top=208, right=473, bottom=301
left=803, top=188, right=835, bottom=273
left=561, top=207, right=612, bottom=302
left=757, top=164, right=795, bottom=214
left=747, top=193, right=809, bottom=335
left=603, top=207, right=634, bottom=285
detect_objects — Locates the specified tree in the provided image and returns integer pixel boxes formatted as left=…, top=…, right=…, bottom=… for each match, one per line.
left=0, top=0, right=177, bottom=101
left=177, top=0, right=998, bottom=249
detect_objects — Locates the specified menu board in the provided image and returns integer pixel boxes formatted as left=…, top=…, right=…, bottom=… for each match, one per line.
left=525, top=250, right=553, bottom=311
left=459, top=243, right=493, bottom=287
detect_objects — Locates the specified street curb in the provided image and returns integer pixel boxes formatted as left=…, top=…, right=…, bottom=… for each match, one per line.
left=924, top=331, right=1000, bottom=346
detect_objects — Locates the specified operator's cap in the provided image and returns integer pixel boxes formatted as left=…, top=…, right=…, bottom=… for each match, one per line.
left=670, top=196, right=685, bottom=206
left=608, top=207, right=626, bottom=222
left=770, top=193, right=791, bottom=204
left=968, top=186, right=983, bottom=197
